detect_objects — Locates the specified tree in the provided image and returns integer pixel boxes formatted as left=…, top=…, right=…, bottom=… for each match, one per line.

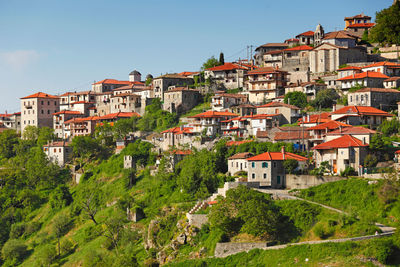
left=101, top=212, right=127, bottom=255
left=219, top=52, right=225, bottom=65
left=1, top=239, right=28, bottom=265
left=369, top=2, right=400, bottom=45
left=379, top=119, right=400, bottom=136
left=0, top=130, right=19, bottom=159
left=311, top=88, right=339, bottom=109
left=348, top=83, right=366, bottom=93
left=71, top=135, right=105, bottom=170
left=370, top=134, right=385, bottom=150
left=113, top=117, right=138, bottom=141
left=364, top=154, right=378, bottom=168
left=37, top=127, right=56, bottom=147
left=284, top=92, right=307, bottom=109
left=49, top=184, right=73, bottom=210
left=36, top=244, right=57, bottom=267
left=209, top=186, right=284, bottom=240
left=22, top=125, right=40, bottom=141
left=52, top=214, right=71, bottom=256
left=145, top=77, right=153, bottom=86
left=283, top=159, right=299, bottom=174
left=202, top=56, right=221, bottom=70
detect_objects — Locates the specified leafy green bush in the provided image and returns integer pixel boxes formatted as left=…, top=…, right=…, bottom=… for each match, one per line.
left=1, top=239, right=28, bottom=265
left=35, top=244, right=57, bottom=266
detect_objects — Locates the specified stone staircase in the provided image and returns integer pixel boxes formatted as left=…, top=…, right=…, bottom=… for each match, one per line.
left=188, top=200, right=208, bottom=215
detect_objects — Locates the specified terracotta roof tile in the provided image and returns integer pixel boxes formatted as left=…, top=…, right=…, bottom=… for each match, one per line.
left=93, top=79, right=134, bottom=85
left=296, top=31, right=314, bottom=37
left=206, top=62, right=251, bottom=72
left=21, top=92, right=59, bottom=99
left=226, top=140, right=253, bottom=147
left=332, top=106, right=393, bottom=117
left=337, top=66, right=362, bottom=71
left=307, top=120, right=351, bottom=131
left=257, top=101, right=300, bottom=110
left=326, top=126, right=376, bottom=135
left=312, top=135, right=368, bottom=149
left=351, top=87, right=400, bottom=93
left=284, top=45, right=313, bottom=52
left=347, top=23, right=375, bottom=28
left=247, top=151, right=308, bottom=161
left=228, top=152, right=254, bottom=160
left=337, top=71, right=389, bottom=81
left=274, top=131, right=311, bottom=141
left=189, top=110, right=239, bottom=118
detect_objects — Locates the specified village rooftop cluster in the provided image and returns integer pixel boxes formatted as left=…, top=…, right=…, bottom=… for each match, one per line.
left=3, top=11, right=400, bottom=188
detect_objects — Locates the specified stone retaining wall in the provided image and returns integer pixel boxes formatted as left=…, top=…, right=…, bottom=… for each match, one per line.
left=285, top=174, right=346, bottom=189
left=186, top=213, right=208, bottom=229
left=215, top=242, right=267, bottom=258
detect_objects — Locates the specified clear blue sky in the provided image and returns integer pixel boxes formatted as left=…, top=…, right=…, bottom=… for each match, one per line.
left=0, top=0, right=393, bottom=112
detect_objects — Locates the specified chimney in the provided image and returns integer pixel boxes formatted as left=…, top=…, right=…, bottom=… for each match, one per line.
left=281, top=146, right=285, bottom=159
left=333, top=104, right=336, bottom=112
left=307, top=114, right=310, bottom=122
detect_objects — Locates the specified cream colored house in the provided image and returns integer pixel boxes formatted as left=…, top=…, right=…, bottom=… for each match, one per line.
left=228, top=152, right=254, bottom=176
left=256, top=102, right=301, bottom=124
left=312, top=135, right=368, bottom=175
left=20, top=92, right=60, bottom=134
left=43, top=141, right=72, bottom=166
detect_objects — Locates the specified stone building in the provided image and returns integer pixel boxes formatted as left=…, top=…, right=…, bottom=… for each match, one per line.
left=322, top=31, right=357, bottom=48
left=110, top=93, right=142, bottom=114
left=228, top=152, right=254, bottom=176
left=247, top=147, right=308, bottom=188
left=20, top=92, right=60, bottom=134
left=254, top=43, right=288, bottom=66
left=0, top=112, right=21, bottom=132
left=312, top=135, right=368, bottom=175
left=256, top=102, right=301, bottom=124
left=152, top=74, right=193, bottom=101
left=163, top=87, right=201, bottom=114
left=281, top=45, right=313, bottom=84
left=309, top=43, right=368, bottom=74
left=129, top=70, right=142, bottom=82
left=361, top=62, right=400, bottom=77
left=188, top=110, right=238, bottom=137
left=337, top=71, right=389, bottom=91
left=314, top=24, right=325, bottom=47
left=92, top=79, right=136, bottom=93
left=53, top=110, right=84, bottom=139
left=331, top=106, right=394, bottom=128
left=296, top=31, right=314, bottom=45
left=60, top=91, right=97, bottom=112
left=384, top=77, right=400, bottom=88
left=211, top=93, right=248, bottom=111
left=204, top=62, right=253, bottom=90
left=43, top=141, right=72, bottom=166
left=347, top=88, right=400, bottom=111
left=245, top=67, right=288, bottom=104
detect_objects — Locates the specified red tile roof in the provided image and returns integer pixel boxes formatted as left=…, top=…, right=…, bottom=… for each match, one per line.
left=171, top=150, right=192, bottom=155
left=326, top=126, right=376, bottom=135
left=257, top=101, right=300, bottom=110
left=307, top=120, right=351, bottom=131
left=21, top=92, right=59, bottom=99
left=284, top=45, right=313, bottom=52
left=298, top=112, right=331, bottom=124
left=345, top=14, right=371, bottom=20
left=312, top=135, right=368, bottom=150
left=93, top=79, right=134, bottom=85
left=347, top=23, right=375, bottom=28
left=247, top=151, right=308, bottom=161
left=296, top=31, right=314, bottom=37
left=206, top=62, right=251, bottom=72
left=337, top=66, right=362, bottom=71
left=247, top=67, right=287, bottom=75
left=362, top=61, right=400, bottom=69
left=43, top=141, right=71, bottom=147
left=351, top=87, right=400, bottom=93
left=285, top=38, right=299, bottom=42
left=64, top=116, right=100, bottom=124
left=178, top=71, right=199, bottom=76
left=226, top=140, right=253, bottom=147
left=99, top=112, right=140, bottom=120
left=323, top=31, right=356, bottom=40
left=332, top=106, right=393, bottom=117
left=189, top=110, right=239, bottom=119
left=337, top=71, right=389, bottom=81
left=161, top=126, right=194, bottom=134
left=228, top=152, right=254, bottom=160
left=274, top=131, right=311, bottom=141
left=53, top=110, right=83, bottom=115
left=385, top=77, right=400, bottom=82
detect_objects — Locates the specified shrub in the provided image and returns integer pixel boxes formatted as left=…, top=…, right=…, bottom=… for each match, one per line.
left=340, top=167, right=357, bottom=177
left=1, top=239, right=28, bottom=265
left=49, top=184, right=73, bottom=210
left=61, top=238, right=76, bottom=255
left=35, top=244, right=57, bottom=266
left=9, top=223, right=26, bottom=239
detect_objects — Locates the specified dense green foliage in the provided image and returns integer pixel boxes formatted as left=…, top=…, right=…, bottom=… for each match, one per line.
left=136, top=98, right=178, bottom=132
left=369, top=2, right=400, bottom=45
left=284, top=91, right=307, bottom=109
left=167, top=237, right=400, bottom=266
left=311, top=88, right=339, bottom=109
left=201, top=56, right=222, bottom=70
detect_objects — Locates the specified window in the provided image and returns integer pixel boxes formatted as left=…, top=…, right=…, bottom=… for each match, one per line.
left=262, top=162, right=268, bottom=168
left=273, top=162, right=277, bottom=168
left=251, top=162, right=255, bottom=168
left=263, top=173, right=267, bottom=179
left=48, top=110, right=50, bottom=114
left=54, top=148, right=56, bottom=153
left=277, top=176, right=281, bottom=184
left=252, top=173, right=255, bottom=179
left=41, top=110, right=44, bottom=114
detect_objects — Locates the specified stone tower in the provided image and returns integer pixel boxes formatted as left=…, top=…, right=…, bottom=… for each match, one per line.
left=129, top=70, right=142, bottom=82
left=314, top=24, right=325, bottom=47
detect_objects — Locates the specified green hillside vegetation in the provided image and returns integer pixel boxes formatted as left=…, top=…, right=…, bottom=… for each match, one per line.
left=298, top=177, right=400, bottom=226
left=0, top=115, right=399, bottom=266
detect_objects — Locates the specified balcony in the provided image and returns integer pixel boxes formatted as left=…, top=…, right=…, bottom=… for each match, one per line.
left=24, top=104, right=33, bottom=109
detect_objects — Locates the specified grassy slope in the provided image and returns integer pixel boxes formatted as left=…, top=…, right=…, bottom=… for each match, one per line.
left=167, top=238, right=400, bottom=267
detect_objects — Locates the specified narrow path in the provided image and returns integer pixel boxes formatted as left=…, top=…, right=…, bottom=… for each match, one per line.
left=255, top=188, right=396, bottom=233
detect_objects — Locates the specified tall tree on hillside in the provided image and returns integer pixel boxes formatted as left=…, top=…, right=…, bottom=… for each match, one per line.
left=219, top=52, right=225, bottom=65
left=202, top=56, right=221, bottom=70
left=369, top=2, right=400, bottom=45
